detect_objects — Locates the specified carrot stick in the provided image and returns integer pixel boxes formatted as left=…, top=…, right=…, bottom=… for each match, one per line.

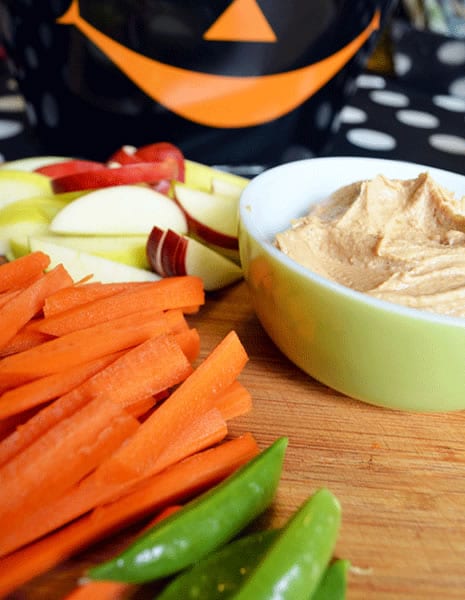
left=63, top=581, right=132, bottom=600
left=0, top=288, right=21, bottom=310
left=0, top=396, right=139, bottom=521
left=0, top=328, right=192, bottom=466
left=0, top=307, right=188, bottom=388
left=63, top=506, right=183, bottom=600
left=35, top=276, right=204, bottom=336
left=0, top=434, right=259, bottom=594
left=94, top=330, right=248, bottom=484
left=0, top=264, right=73, bottom=350
left=0, top=405, right=230, bottom=556
left=0, top=251, right=50, bottom=292
left=43, top=281, right=150, bottom=317
left=0, top=352, right=123, bottom=420
left=215, top=380, right=253, bottom=420
left=173, top=327, right=200, bottom=363
left=0, top=323, right=52, bottom=358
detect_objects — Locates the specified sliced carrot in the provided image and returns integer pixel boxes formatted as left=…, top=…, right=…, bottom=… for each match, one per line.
left=0, top=328, right=192, bottom=467
left=0, top=396, right=139, bottom=521
left=215, top=380, right=253, bottom=420
left=0, top=307, right=188, bottom=388
left=64, top=581, right=132, bottom=600
left=0, top=405, right=229, bottom=557
left=95, top=330, right=248, bottom=484
left=0, top=323, right=52, bottom=358
left=0, top=352, right=123, bottom=420
left=173, top=327, right=200, bottom=363
left=0, top=434, right=259, bottom=593
left=0, top=250, right=50, bottom=292
left=35, top=276, right=204, bottom=336
left=63, top=505, right=183, bottom=600
left=0, top=264, right=73, bottom=351
left=43, top=281, right=150, bottom=317
left=0, top=288, right=21, bottom=310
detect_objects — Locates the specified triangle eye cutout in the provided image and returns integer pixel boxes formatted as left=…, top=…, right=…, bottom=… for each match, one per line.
left=203, top=0, right=277, bottom=43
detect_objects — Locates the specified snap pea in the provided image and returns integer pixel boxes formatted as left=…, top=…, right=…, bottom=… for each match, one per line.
left=312, top=558, right=350, bottom=600
left=231, top=487, right=341, bottom=600
left=156, top=529, right=280, bottom=600
left=87, top=436, right=288, bottom=584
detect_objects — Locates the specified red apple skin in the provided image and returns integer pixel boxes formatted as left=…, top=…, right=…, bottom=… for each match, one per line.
left=181, top=213, right=239, bottom=251
left=35, top=159, right=104, bottom=178
left=136, top=142, right=185, bottom=182
left=146, top=226, right=168, bottom=277
left=106, top=145, right=140, bottom=165
left=52, top=160, right=179, bottom=193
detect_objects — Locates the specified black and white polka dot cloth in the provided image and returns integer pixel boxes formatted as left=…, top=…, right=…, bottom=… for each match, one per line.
left=325, top=22, right=465, bottom=174
left=0, top=21, right=464, bottom=174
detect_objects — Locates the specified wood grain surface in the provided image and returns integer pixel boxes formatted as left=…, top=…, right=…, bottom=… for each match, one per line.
left=7, top=281, right=465, bottom=599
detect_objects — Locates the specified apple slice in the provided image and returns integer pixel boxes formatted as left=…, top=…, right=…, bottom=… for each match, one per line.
left=211, top=177, right=246, bottom=199
left=147, top=227, right=242, bottom=291
left=49, top=185, right=188, bottom=235
left=51, top=160, right=179, bottom=193
left=135, top=142, right=185, bottom=182
left=0, top=170, right=53, bottom=210
left=0, top=194, right=70, bottom=257
left=0, top=156, right=73, bottom=172
left=184, top=160, right=249, bottom=193
left=35, top=159, right=104, bottom=178
left=30, top=234, right=149, bottom=269
left=29, top=237, right=160, bottom=283
left=173, top=182, right=239, bottom=250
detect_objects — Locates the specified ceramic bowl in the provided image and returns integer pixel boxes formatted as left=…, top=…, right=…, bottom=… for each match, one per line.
left=238, top=156, right=465, bottom=411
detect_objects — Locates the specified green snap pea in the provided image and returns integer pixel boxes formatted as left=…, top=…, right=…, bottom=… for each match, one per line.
left=311, top=558, right=350, bottom=600
left=231, top=488, right=342, bottom=600
left=156, top=529, right=280, bottom=600
left=87, top=437, right=288, bottom=584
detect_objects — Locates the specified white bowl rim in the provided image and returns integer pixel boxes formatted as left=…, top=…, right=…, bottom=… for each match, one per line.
left=239, top=155, right=465, bottom=329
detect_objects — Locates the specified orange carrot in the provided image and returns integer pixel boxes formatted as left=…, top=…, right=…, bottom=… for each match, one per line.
left=43, top=281, right=151, bottom=317
left=63, top=505, right=183, bottom=600
left=0, top=288, right=21, bottom=310
left=0, top=323, right=52, bottom=358
left=94, top=330, right=248, bottom=484
left=35, top=276, right=204, bottom=336
left=0, top=434, right=258, bottom=594
left=0, top=264, right=73, bottom=351
left=0, top=251, right=50, bottom=292
left=173, top=327, right=201, bottom=363
left=63, top=581, right=132, bottom=600
left=215, top=380, right=253, bottom=420
left=0, top=328, right=192, bottom=466
left=0, top=396, right=139, bottom=521
left=0, top=307, right=188, bottom=388
left=0, top=352, right=124, bottom=420
left=0, top=405, right=229, bottom=556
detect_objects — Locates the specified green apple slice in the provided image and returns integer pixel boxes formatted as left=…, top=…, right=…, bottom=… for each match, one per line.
left=31, top=234, right=149, bottom=269
left=29, top=238, right=160, bottom=283
left=0, top=156, right=73, bottom=172
left=0, top=170, right=53, bottom=210
left=49, top=185, right=188, bottom=235
left=184, top=160, right=249, bottom=193
left=2, top=223, right=51, bottom=259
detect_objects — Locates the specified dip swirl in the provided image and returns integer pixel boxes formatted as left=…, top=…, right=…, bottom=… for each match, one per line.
left=275, top=173, right=465, bottom=318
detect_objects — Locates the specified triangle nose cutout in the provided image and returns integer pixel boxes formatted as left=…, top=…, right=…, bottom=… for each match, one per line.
left=203, top=0, right=277, bottom=42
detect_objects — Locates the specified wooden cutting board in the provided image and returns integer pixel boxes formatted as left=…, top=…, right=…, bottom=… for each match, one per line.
left=8, top=281, right=465, bottom=599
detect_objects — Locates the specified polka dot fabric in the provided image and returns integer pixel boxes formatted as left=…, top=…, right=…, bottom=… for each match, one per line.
left=326, top=21, right=465, bottom=175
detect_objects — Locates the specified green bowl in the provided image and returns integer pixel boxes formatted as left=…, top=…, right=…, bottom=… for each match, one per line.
left=239, top=157, right=465, bottom=411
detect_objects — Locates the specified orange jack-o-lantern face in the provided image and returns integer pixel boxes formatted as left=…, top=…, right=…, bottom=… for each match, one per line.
left=58, top=0, right=380, bottom=129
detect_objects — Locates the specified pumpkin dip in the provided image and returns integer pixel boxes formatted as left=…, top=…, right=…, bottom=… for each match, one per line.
left=275, top=172, right=465, bottom=318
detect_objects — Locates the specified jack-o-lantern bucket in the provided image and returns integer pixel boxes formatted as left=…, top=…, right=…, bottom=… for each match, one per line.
left=0, top=0, right=397, bottom=168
